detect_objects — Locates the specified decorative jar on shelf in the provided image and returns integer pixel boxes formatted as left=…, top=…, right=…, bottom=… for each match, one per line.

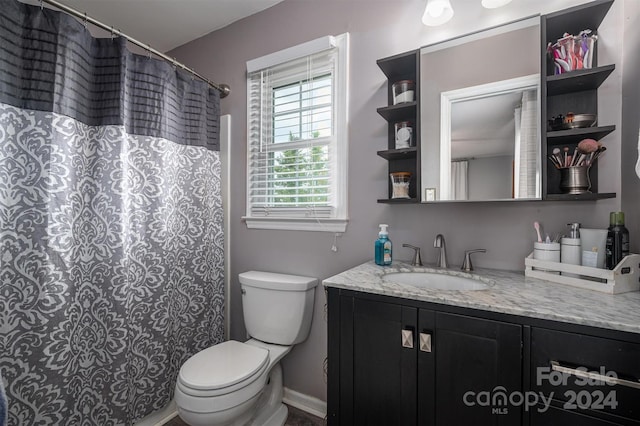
left=390, top=172, right=411, bottom=199
left=394, top=121, right=413, bottom=149
left=392, top=80, right=415, bottom=105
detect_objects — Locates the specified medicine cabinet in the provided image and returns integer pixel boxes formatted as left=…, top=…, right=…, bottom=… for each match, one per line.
left=376, top=0, right=617, bottom=204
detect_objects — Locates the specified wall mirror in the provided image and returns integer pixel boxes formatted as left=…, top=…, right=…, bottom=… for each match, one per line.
left=420, top=17, right=541, bottom=202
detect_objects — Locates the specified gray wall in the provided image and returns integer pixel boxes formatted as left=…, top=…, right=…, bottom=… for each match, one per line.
left=169, top=0, right=636, bottom=402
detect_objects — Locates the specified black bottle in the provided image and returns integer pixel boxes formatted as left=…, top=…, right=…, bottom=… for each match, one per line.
left=605, top=212, right=630, bottom=269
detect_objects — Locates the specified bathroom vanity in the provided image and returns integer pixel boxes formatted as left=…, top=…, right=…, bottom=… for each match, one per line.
left=324, top=262, right=640, bottom=426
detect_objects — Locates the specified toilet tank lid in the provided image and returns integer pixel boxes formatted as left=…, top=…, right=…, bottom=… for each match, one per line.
left=239, top=271, right=318, bottom=291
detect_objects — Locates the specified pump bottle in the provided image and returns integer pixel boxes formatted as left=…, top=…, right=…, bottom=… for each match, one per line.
left=606, top=212, right=630, bottom=269
left=375, top=224, right=392, bottom=266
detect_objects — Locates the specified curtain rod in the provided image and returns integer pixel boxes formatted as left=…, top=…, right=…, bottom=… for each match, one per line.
left=39, top=0, right=230, bottom=98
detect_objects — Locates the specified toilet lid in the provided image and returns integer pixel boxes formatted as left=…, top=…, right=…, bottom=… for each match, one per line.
left=179, top=341, right=269, bottom=391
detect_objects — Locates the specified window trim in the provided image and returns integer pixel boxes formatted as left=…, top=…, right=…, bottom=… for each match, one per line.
left=243, top=34, right=349, bottom=233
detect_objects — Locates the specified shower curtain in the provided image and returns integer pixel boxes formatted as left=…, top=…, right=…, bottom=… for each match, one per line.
left=515, top=89, right=538, bottom=199
left=450, top=160, right=468, bottom=200
left=0, top=1, right=225, bottom=425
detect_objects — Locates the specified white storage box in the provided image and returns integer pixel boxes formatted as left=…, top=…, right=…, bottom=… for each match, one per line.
left=524, top=253, right=640, bottom=294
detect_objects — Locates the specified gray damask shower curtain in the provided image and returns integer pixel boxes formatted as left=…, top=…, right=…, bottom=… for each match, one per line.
left=0, top=1, right=225, bottom=424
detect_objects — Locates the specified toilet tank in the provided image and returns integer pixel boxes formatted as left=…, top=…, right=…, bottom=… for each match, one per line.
left=239, top=271, right=318, bottom=345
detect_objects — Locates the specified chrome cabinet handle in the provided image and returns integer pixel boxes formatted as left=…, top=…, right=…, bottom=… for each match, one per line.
left=550, top=361, right=640, bottom=390
left=401, top=329, right=414, bottom=349
left=419, top=333, right=432, bottom=352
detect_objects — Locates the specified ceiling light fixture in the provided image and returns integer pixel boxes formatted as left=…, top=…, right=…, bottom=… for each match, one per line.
left=422, top=0, right=454, bottom=26
left=481, top=0, right=513, bottom=9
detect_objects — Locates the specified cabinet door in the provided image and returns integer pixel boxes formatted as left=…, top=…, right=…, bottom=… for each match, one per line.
left=432, top=312, right=523, bottom=426
left=352, top=297, right=418, bottom=426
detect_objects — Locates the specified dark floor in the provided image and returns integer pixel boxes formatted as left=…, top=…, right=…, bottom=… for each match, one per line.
left=164, top=404, right=325, bottom=426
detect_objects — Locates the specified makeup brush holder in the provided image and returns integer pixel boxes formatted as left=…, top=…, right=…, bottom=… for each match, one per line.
left=560, top=165, right=591, bottom=194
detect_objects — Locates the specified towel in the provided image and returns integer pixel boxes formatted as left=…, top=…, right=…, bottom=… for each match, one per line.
left=0, top=372, right=7, bottom=426
left=636, top=129, right=640, bottom=179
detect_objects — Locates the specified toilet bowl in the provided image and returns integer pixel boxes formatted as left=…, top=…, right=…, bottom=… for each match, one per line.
left=175, top=340, right=291, bottom=426
left=175, top=271, right=317, bottom=426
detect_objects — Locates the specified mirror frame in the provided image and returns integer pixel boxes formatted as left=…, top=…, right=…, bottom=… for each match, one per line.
left=439, top=74, right=541, bottom=201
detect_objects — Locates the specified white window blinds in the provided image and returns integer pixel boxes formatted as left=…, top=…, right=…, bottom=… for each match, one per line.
left=245, top=34, right=348, bottom=232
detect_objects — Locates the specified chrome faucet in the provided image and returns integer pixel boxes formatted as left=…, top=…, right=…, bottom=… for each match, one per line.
left=402, top=243, right=423, bottom=266
left=461, top=249, right=486, bottom=272
left=433, top=234, right=448, bottom=268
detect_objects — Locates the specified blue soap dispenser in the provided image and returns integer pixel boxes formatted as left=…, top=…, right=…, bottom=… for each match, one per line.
left=375, top=224, right=392, bottom=266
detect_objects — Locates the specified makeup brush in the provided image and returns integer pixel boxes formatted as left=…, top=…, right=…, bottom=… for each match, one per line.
left=592, top=146, right=607, bottom=162
left=570, top=146, right=578, bottom=166
left=577, top=138, right=600, bottom=153
left=552, top=147, right=563, bottom=167
left=548, top=155, right=562, bottom=168
left=563, top=147, right=570, bottom=167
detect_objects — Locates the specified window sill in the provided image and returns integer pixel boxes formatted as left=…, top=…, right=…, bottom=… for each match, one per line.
left=243, top=217, right=348, bottom=232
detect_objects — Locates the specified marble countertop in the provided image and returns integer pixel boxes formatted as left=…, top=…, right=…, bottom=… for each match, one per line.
left=323, top=261, right=640, bottom=335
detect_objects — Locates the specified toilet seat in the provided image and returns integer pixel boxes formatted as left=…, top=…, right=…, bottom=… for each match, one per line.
left=178, top=341, right=269, bottom=397
left=180, top=341, right=269, bottom=390
left=175, top=339, right=294, bottom=418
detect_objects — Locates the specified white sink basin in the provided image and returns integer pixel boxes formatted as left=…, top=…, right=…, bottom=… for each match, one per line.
left=383, top=272, right=490, bottom=291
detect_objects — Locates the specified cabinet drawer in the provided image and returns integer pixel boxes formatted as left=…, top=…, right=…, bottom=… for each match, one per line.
left=531, top=327, right=640, bottom=422
left=531, top=405, right=625, bottom=425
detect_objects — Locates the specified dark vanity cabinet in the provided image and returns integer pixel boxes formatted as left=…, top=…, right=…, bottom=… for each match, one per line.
left=327, top=287, right=640, bottom=426
left=328, top=289, right=523, bottom=426
left=376, top=50, right=421, bottom=203
left=541, top=0, right=616, bottom=200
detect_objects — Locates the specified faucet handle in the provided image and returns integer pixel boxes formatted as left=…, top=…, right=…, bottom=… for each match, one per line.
left=461, top=249, right=486, bottom=272
left=402, top=243, right=423, bottom=266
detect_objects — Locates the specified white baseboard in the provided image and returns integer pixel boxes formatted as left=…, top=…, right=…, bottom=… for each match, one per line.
left=135, top=388, right=326, bottom=425
left=282, top=387, right=327, bottom=420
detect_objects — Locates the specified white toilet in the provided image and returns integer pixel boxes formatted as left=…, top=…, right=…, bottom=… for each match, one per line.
left=174, top=271, right=318, bottom=426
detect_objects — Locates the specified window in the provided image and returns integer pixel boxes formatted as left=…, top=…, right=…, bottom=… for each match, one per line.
left=244, top=34, right=349, bottom=232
